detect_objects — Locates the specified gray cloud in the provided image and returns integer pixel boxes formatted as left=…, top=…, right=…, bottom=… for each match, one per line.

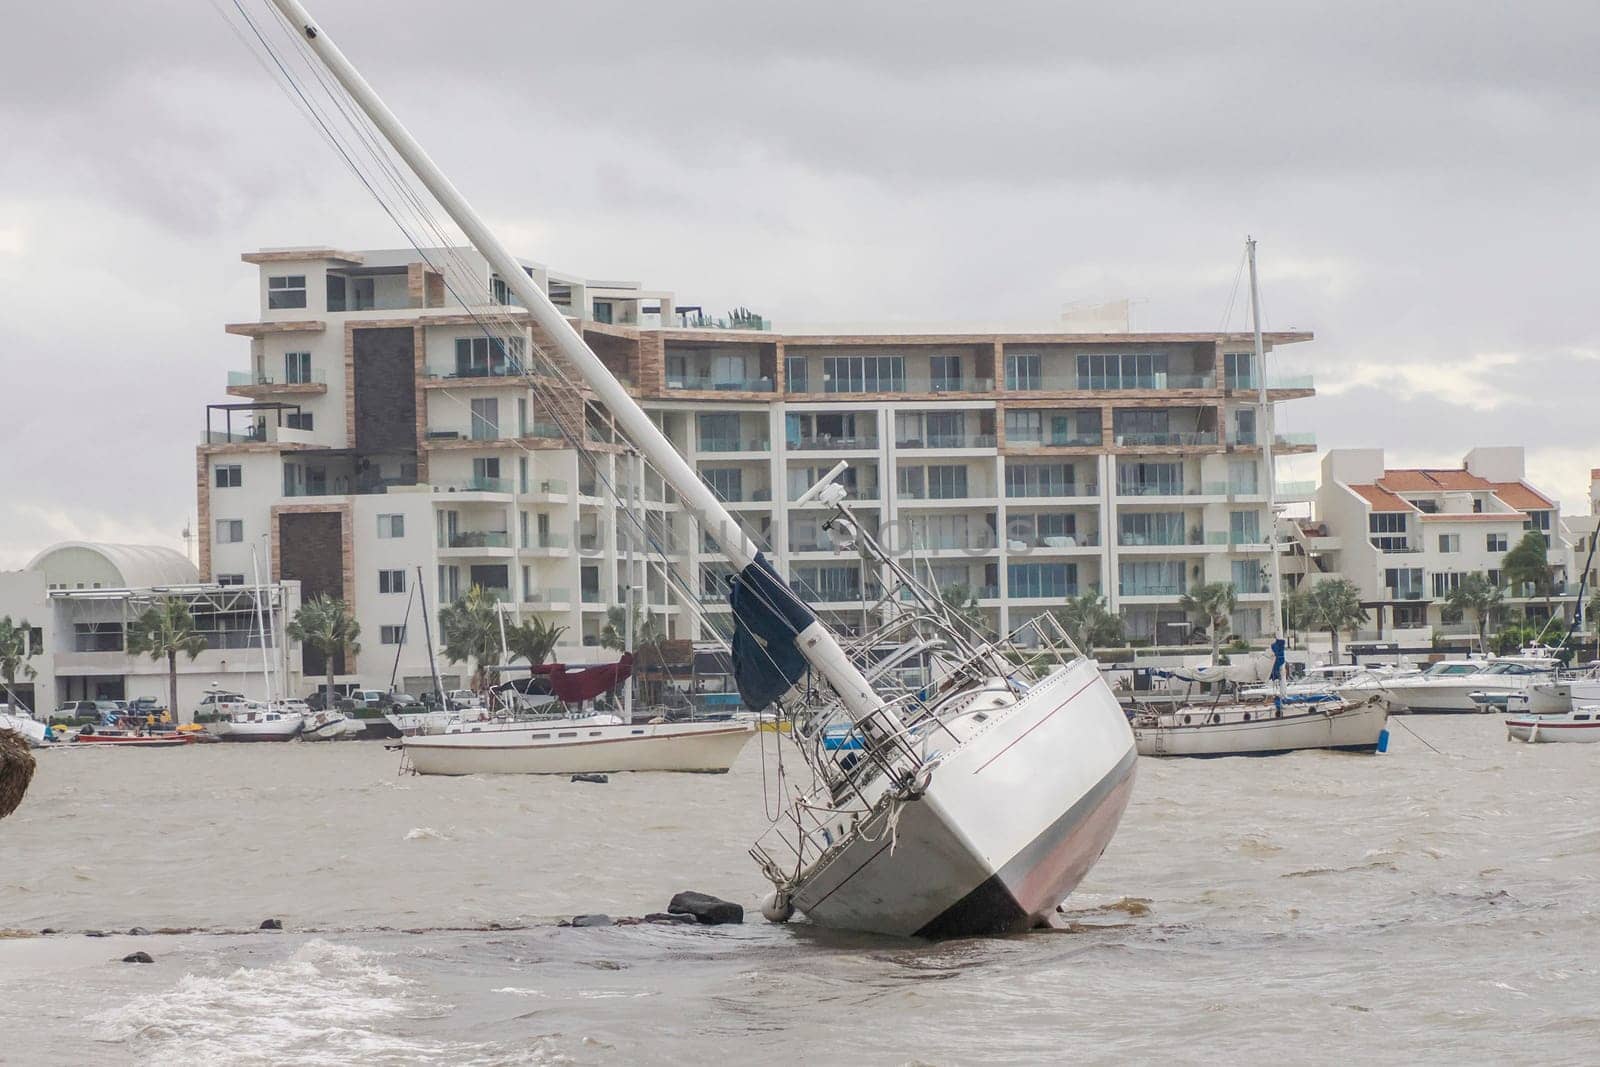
left=1, top=0, right=1597, bottom=567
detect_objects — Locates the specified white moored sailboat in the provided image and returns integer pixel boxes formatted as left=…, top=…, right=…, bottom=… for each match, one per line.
left=211, top=551, right=304, bottom=742
left=253, top=0, right=1137, bottom=935
left=1130, top=239, right=1388, bottom=759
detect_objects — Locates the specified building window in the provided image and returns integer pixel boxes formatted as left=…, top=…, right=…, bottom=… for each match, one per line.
left=267, top=274, right=307, bottom=310
left=1432, top=571, right=1464, bottom=598
left=216, top=519, right=243, bottom=544
left=1231, top=559, right=1267, bottom=594
left=472, top=457, right=501, bottom=489
left=927, top=465, right=968, bottom=500
left=1008, top=463, right=1077, bottom=498
left=1077, top=351, right=1170, bottom=390
left=217, top=573, right=246, bottom=587
left=1229, top=510, right=1261, bottom=544
left=286, top=411, right=314, bottom=431
left=593, top=300, right=613, bottom=324
left=1116, top=461, right=1181, bottom=496
left=785, top=357, right=809, bottom=393
left=1119, top=512, right=1185, bottom=546
left=214, top=464, right=242, bottom=488
left=454, top=336, right=524, bottom=377
left=822, top=355, right=905, bottom=393
left=1005, top=353, right=1042, bottom=390
left=1438, top=533, right=1460, bottom=553
left=1385, top=567, right=1424, bottom=599
left=702, top=467, right=744, bottom=502
left=1223, top=352, right=1254, bottom=390
left=1118, top=560, right=1187, bottom=597
left=379, top=569, right=406, bottom=594
left=378, top=514, right=405, bottom=539
left=470, top=398, right=500, bottom=440
left=1008, top=562, right=1076, bottom=598
left=929, top=354, right=963, bottom=392
left=1005, top=410, right=1043, bottom=444
left=285, top=351, right=312, bottom=383
left=1487, top=532, right=1509, bottom=553
left=380, top=625, right=407, bottom=645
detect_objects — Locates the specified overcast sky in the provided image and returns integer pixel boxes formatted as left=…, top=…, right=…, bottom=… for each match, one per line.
left=2, top=0, right=1596, bottom=568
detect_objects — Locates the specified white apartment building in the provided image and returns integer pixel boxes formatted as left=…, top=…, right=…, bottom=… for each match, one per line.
left=192, top=244, right=1317, bottom=695
left=1305, top=447, right=1578, bottom=643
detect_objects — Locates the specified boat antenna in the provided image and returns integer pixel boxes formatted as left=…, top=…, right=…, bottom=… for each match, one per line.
left=1247, top=237, right=1286, bottom=696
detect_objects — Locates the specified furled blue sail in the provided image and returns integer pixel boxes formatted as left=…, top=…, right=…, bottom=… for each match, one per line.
left=1269, top=638, right=1287, bottom=681
left=728, top=553, right=815, bottom=712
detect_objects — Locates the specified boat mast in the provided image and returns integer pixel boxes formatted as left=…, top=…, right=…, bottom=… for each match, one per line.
left=416, top=565, right=447, bottom=711
left=267, top=0, right=893, bottom=725
left=249, top=546, right=274, bottom=705
left=1246, top=238, right=1286, bottom=664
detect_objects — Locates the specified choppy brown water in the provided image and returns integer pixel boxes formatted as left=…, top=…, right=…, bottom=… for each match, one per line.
left=2, top=718, right=1597, bottom=1065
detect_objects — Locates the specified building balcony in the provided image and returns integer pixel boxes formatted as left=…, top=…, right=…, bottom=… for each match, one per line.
left=433, top=478, right=513, bottom=495
left=1228, top=431, right=1318, bottom=450
left=1118, top=583, right=1187, bottom=598
left=580, top=587, right=607, bottom=604
left=442, top=530, right=510, bottom=549
left=1008, top=533, right=1100, bottom=551
left=1008, top=372, right=1213, bottom=392
left=1005, top=433, right=1101, bottom=449
left=523, top=588, right=571, bottom=609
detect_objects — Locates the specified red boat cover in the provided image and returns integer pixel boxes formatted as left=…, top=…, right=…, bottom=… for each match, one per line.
left=533, top=653, right=634, bottom=702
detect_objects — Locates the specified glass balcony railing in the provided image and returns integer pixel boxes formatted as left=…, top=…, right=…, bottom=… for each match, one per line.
left=667, top=375, right=775, bottom=392
left=792, top=435, right=880, bottom=451
left=524, top=588, right=570, bottom=605
left=1276, top=480, right=1317, bottom=496
left=786, top=376, right=995, bottom=396
left=700, top=437, right=771, bottom=453
left=530, top=533, right=568, bottom=549
left=894, top=433, right=999, bottom=449
left=1008, top=372, right=1213, bottom=392
left=444, top=530, right=510, bottom=549
left=1006, top=432, right=1101, bottom=448
left=435, top=478, right=511, bottom=494
left=580, top=587, right=605, bottom=603
left=228, top=370, right=327, bottom=387
left=1005, top=481, right=1099, bottom=500
left=1113, top=431, right=1219, bottom=447
left=1118, top=582, right=1186, bottom=597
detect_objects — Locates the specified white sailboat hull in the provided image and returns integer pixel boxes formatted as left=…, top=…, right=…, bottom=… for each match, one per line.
left=300, top=712, right=356, bottom=741
left=402, top=720, right=756, bottom=775
left=790, top=660, right=1137, bottom=938
left=385, top=710, right=452, bottom=737
left=0, top=713, right=49, bottom=747
left=1134, top=698, right=1388, bottom=757
left=1506, top=714, right=1600, bottom=743
left=208, top=716, right=304, bottom=742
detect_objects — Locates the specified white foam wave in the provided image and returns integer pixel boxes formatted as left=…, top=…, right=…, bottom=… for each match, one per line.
left=404, top=826, right=448, bottom=841
left=88, top=938, right=509, bottom=1065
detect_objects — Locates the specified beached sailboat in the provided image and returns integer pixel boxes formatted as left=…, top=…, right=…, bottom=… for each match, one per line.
left=211, top=551, right=304, bottom=741
left=1130, top=239, right=1388, bottom=758
left=256, top=0, right=1136, bottom=935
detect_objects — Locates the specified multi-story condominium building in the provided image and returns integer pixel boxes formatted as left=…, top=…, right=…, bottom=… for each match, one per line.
left=1307, top=447, right=1576, bottom=640
left=196, top=244, right=1317, bottom=695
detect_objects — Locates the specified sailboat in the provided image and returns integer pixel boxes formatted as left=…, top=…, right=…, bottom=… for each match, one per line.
left=211, top=550, right=304, bottom=741
left=1130, top=239, right=1387, bottom=758
left=258, top=0, right=1136, bottom=935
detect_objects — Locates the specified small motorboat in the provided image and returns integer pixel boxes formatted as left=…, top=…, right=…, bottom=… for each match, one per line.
left=1506, top=706, right=1600, bottom=743
left=74, top=725, right=194, bottom=748
left=0, top=707, right=49, bottom=748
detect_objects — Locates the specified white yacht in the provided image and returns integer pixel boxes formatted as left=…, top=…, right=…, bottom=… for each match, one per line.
left=1240, top=663, right=1416, bottom=702
left=402, top=714, right=756, bottom=775
left=1506, top=662, right=1600, bottom=716
left=1347, top=652, right=1559, bottom=714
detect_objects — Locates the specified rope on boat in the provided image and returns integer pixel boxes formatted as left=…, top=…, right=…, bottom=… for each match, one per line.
left=1388, top=715, right=1446, bottom=756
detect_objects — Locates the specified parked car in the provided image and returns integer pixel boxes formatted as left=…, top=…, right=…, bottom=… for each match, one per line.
left=446, top=689, right=484, bottom=711
left=348, top=689, right=388, bottom=710
left=194, top=691, right=247, bottom=719
left=385, top=692, right=421, bottom=710
left=54, top=700, right=101, bottom=720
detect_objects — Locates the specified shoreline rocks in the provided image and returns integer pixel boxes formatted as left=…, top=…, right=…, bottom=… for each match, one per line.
left=667, top=891, right=744, bottom=925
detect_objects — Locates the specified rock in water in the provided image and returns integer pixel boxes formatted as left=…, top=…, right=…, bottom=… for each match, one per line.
left=0, top=730, right=35, bottom=820
left=259, top=918, right=283, bottom=931
left=643, top=912, right=697, bottom=925
left=121, top=951, right=154, bottom=964
left=571, top=914, right=613, bottom=927
left=667, top=892, right=744, bottom=925
left=128, top=927, right=151, bottom=936
left=571, top=773, right=609, bottom=784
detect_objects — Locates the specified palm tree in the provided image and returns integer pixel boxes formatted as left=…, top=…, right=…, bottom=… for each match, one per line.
left=0, top=616, right=37, bottom=703
left=1053, top=593, right=1123, bottom=653
left=1502, top=530, right=1556, bottom=620
left=286, top=594, right=361, bottom=707
left=1179, top=582, right=1237, bottom=664
left=505, top=616, right=566, bottom=668
left=438, top=585, right=501, bottom=691
left=126, top=598, right=208, bottom=723
left=1443, top=572, right=1503, bottom=654
left=599, top=606, right=664, bottom=651
left=938, top=583, right=990, bottom=635
left=1302, top=579, right=1369, bottom=663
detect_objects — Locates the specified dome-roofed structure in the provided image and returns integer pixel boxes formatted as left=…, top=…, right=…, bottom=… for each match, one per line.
left=24, top=542, right=198, bottom=591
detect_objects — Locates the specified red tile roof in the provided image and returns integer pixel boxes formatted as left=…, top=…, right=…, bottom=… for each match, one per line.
left=1351, top=484, right=1414, bottom=512
left=1377, top=468, right=1493, bottom=492
left=1490, top=482, right=1553, bottom=510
